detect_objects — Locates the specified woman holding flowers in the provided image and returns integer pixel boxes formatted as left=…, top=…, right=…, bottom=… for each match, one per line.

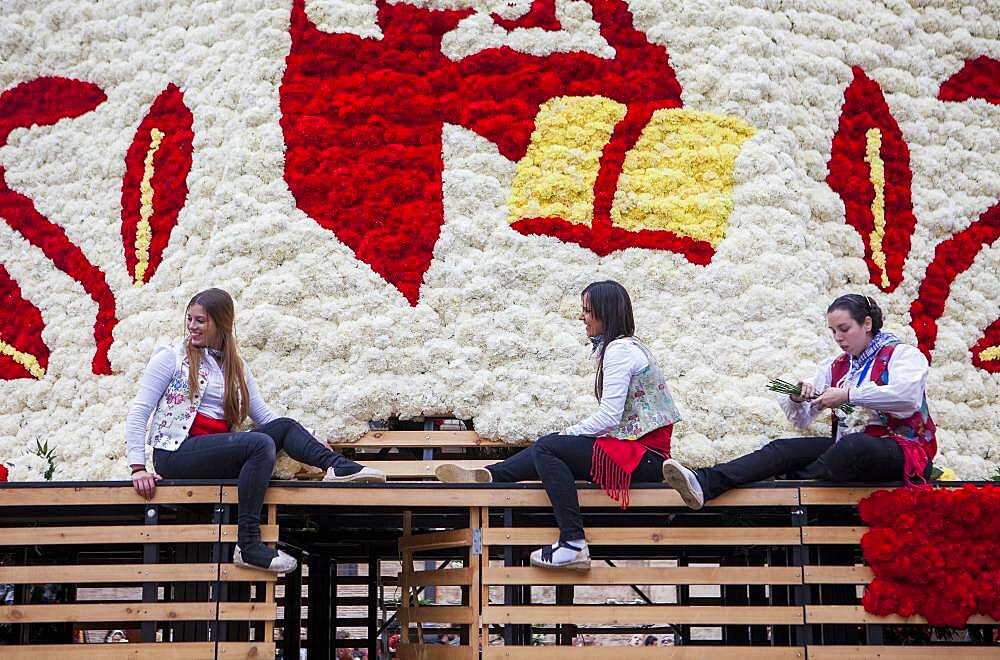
left=663, top=294, right=936, bottom=509
left=435, top=280, right=682, bottom=570
left=125, top=288, right=385, bottom=573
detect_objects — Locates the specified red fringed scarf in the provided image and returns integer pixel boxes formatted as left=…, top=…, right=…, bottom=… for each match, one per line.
left=591, top=425, right=673, bottom=509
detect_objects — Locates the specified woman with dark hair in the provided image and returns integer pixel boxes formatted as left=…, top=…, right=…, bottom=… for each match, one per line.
left=435, top=280, right=682, bottom=569
left=663, top=293, right=936, bottom=509
left=126, top=288, right=385, bottom=573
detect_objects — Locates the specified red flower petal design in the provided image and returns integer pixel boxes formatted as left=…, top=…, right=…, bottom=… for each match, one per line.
left=826, top=67, right=917, bottom=293
left=0, top=77, right=117, bottom=375
left=492, top=0, right=561, bottom=32
left=281, top=0, right=683, bottom=305
left=970, top=318, right=1000, bottom=374
left=938, top=56, right=1000, bottom=105
left=909, top=202, right=1000, bottom=360
left=0, top=264, right=49, bottom=380
left=121, top=83, right=194, bottom=286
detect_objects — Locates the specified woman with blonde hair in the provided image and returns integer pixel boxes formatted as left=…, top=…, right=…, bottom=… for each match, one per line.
left=126, top=288, right=384, bottom=572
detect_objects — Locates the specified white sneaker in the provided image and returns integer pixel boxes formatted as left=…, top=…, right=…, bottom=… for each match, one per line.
left=434, top=464, right=492, bottom=483
left=233, top=545, right=298, bottom=574
left=529, top=540, right=590, bottom=570
left=323, top=465, right=386, bottom=483
left=662, top=458, right=705, bottom=510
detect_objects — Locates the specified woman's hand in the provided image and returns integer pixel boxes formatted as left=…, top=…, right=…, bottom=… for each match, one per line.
left=789, top=382, right=816, bottom=403
left=813, top=387, right=849, bottom=410
left=131, top=469, right=161, bottom=499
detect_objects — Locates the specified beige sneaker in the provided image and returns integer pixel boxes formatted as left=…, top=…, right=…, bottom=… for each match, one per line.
left=233, top=546, right=298, bottom=574
left=323, top=465, right=386, bottom=483
left=434, top=464, right=492, bottom=483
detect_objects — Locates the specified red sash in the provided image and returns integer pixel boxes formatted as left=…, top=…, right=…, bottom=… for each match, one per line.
left=188, top=412, right=230, bottom=437
left=591, top=425, right=673, bottom=509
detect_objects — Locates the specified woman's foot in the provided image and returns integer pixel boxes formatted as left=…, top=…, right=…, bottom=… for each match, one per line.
left=233, top=545, right=298, bottom=574
left=529, top=540, right=590, bottom=570
left=662, top=459, right=705, bottom=510
left=323, top=462, right=386, bottom=483
left=434, top=464, right=492, bottom=483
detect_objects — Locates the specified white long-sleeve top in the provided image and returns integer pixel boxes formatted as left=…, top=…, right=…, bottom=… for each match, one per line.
left=125, top=346, right=276, bottom=465
left=563, top=338, right=649, bottom=437
left=779, top=343, right=929, bottom=439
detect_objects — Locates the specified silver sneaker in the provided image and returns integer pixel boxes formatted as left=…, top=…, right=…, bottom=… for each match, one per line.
left=323, top=465, right=386, bottom=483
left=434, top=464, right=492, bottom=483
left=529, top=541, right=591, bottom=570
left=233, top=546, right=298, bottom=574
left=662, top=458, right=705, bottom=510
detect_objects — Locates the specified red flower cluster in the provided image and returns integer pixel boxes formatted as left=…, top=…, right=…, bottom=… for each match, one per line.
left=859, top=485, right=1000, bottom=627
left=0, top=77, right=117, bottom=375
left=938, top=56, right=1000, bottom=105
left=0, top=264, right=49, bottom=380
left=826, top=66, right=916, bottom=293
left=121, top=83, right=194, bottom=286
left=0, top=462, right=7, bottom=482
left=280, top=0, right=685, bottom=305
left=971, top=318, right=1000, bottom=374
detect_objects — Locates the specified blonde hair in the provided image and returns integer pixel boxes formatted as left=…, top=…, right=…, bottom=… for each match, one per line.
left=185, top=288, right=249, bottom=429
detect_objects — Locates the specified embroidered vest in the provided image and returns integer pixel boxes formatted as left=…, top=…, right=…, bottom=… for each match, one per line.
left=146, top=344, right=213, bottom=452
left=606, top=338, right=682, bottom=441
left=829, top=343, right=937, bottom=460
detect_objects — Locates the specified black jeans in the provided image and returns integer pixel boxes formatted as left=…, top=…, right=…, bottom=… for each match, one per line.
left=488, top=433, right=665, bottom=543
left=153, top=417, right=354, bottom=564
left=694, top=433, right=920, bottom=501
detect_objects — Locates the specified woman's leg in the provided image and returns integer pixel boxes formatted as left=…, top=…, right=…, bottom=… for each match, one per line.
left=154, top=431, right=277, bottom=566
left=253, top=417, right=384, bottom=482
left=530, top=433, right=598, bottom=543
left=486, top=445, right=541, bottom=482
left=693, top=436, right=834, bottom=501
left=794, top=433, right=905, bottom=482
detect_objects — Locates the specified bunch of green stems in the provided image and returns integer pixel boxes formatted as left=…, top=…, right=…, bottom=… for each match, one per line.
left=767, top=378, right=854, bottom=414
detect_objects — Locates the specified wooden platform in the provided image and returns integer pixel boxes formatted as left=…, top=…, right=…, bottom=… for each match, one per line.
left=0, top=429, right=997, bottom=657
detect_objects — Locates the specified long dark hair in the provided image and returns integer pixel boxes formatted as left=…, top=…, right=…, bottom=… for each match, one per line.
left=827, top=293, right=883, bottom=335
left=185, top=288, right=250, bottom=429
left=582, top=280, right=635, bottom=400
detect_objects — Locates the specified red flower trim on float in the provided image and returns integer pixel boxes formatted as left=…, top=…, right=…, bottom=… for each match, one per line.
left=970, top=318, right=1000, bottom=374
left=826, top=66, right=917, bottom=293
left=280, top=0, right=684, bottom=305
left=859, top=485, right=1000, bottom=627
left=0, top=77, right=117, bottom=375
left=909, top=202, right=1000, bottom=360
left=121, top=83, right=194, bottom=287
left=937, top=56, right=1000, bottom=105
left=0, top=264, right=49, bottom=380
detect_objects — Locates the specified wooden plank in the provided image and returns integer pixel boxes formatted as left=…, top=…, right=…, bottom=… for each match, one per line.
left=481, top=605, right=803, bottom=625
left=364, top=460, right=493, bottom=479
left=0, top=601, right=274, bottom=623
left=0, top=642, right=274, bottom=659
left=0, top=563, right=274, bottom=584
left=807, top=647, right=1000, bottom=660
left=484, top=648, right=804, bottom=659
left=799, top=486, right=887, bottom=505
left=0, top=524, right=277, bottom=545
left=805, top=605, right=999, bottom=625
left=398, top=644, right=476, bottom=660
left=407, top=606, right=477, bottom=624
left=0, top=485, right=222, bottom=506
left=329, top=430, right=507, bottom=449
left=247, top=485, right=798, bottom=507
left=406, top=567, right=473, bottom=587
left=399, top=528, right=472, bottom=552
left=803, top=565, right=873, bottom=584
left=483, top=527, right=802, bottom=546
left=484, top=565, right=803, bottom=585
left=800, top=526, right=866, bottom=544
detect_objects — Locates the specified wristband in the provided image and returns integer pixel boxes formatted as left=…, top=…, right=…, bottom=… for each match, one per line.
left=131, top=466, right=147, bottom=475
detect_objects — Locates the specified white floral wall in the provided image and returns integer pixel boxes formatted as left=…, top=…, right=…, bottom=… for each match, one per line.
left=0, top=0, right=997, bottom=481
